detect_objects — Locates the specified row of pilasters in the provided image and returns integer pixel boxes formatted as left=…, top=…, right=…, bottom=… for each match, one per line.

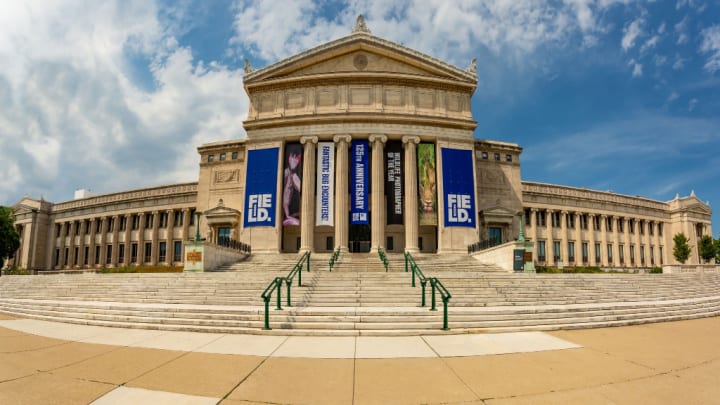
left=528, top=209, right=667, bottom=267
left=296, top=134, right=422, bottom=254
left=53, top=208, right=193, bottom=269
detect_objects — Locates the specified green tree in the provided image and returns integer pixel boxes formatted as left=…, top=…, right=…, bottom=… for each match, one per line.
left=715, top=237, right=720, bottom=264
left=672, top=232, right=692, bottom=264
left=698, top=235, right=716, bottom=264
left=0, top=206, right=21, bottom=269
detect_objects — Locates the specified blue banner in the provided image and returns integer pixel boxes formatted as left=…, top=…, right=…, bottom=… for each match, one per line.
left=244, top=148, right=279, bottom=228
left=350, top=140, right=369, bottom=225
left=441, top=148, right=476, bottom=228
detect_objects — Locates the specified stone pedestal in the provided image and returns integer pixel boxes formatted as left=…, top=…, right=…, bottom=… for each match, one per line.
left=184, top=241, right=205, bottom=272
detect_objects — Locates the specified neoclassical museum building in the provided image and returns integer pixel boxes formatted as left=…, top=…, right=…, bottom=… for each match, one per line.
left=8, top=17, right=713, bottom=271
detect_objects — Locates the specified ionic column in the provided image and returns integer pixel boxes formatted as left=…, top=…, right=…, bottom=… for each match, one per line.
left=588, top=214, right=597, bottom=266
left=369, top=134, right=387, bottom=253
left=165, top=209, right=175, bottom=263
left=624, top=217, right=632, bottom=266
left=403, top=136, right=420, bottom=253
left=300, top=136, right=318, bottom=252
left=182, top=209, right=190, bottom=242
left=138, top=213, right=146, bottom=263
left=333, top=134, right=351, bottom=252
left=111, top=215, right=120, bottom=267
left=615, top=217, right=623, bottom=265
left=634, top=219, right=642, bottom=267
left=58, top=222, right=67, bottom=268
left=529, top=208, right=539, bottom=261
left=99, top=217, right=108, bottom=266
left=68, top=221, right=77, bottom=268
left=560, top=210, right=568, bottom=264
left=124, top=214, right=132, bottom=265
left=575, top=212, right=582, bottom=264
left=88, top=219, right=97, bottom=267
left=151, top=211, right=160, bottom=265
left=546, top=209, right=554, bottom=263
left=77, top=220, right=86, bottom=267
left=600, top=215, right=608, bottom=266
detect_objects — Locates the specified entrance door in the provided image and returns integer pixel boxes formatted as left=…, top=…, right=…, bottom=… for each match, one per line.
left=488, top=227, right=502, bottom=246
left=349, top=224, right=371, bottom=253
left=218, top=227, right=231, bottom=246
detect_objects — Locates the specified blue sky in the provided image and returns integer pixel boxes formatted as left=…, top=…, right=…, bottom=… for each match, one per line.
left=1, top=0, right=718, bottom=234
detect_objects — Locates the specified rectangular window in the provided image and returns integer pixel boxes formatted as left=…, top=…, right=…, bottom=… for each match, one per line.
left=173, top=241, right=182, bottom=262
left=118, top=244, right=125, bottom=264
left=56, top=224, right=61, bottom=237
left=580, top=214, right=588, bottom=230
left=63, top=248, right=68, bottom=266
left=145, top=214, right=153, bottom=229
left=505, top=154, right=512, bottom=162
left=606, top=217, right=613, bottom=232
left=658, top=223, right=663, bottom=236
left=581, top=242, right=588, bottom=263
left=190, top=209, right=196, bottom=225
left=108, top=217, right=114, bottom=232
left=219, top=152, right=226, bottom=161
left=607, top=244, right=613, bottom=262
left=159, top=242, right=167, bottom=263
left=95, top=246, right=101, bottom=264
left=159, top=212, right=168, bottom=228
left=619, top=244, right=625, bottom=264
left=640, top=245, right=645, bottom=264
left=131, top=243, right=138, bottom=263
left=481, top=151, right=488, bottom=159
left=537, top=240, right=546, bottom=262
left=144, top=243, right=152, bottom=263
left=630, top=245, right=635, bottom=264
left=552, top=212, right=561, bottom=227
left=649, top=222, right=654, bottom=236
left=55, top=248, right=60, bottom=266
left=650, top=246, right=654, bottom=265
left=73, top=247, right=79, bottom=265
left=617, top=219, right=624, bottom=233
left=119, top=216, right=126, bottom=231
left=207, top=154, right=214, bottom=162
left=553, top=240, right=561, bottom=262
left=96, top=220, right=102, bottom=233
left=106, top=245, right=112, bottom=264
left=536, top=210, right=546, bottom=227
left=174, top=211, right=183, bottom=226
left=639, top=221, right=644, bottom=235
left=568, top=241, right=575, bottom=262
left=567, top=214, right=575, bottom=229
left=84, top=246, right=89, bottom=265
left=231, top=151, right=239, bottom=160
left=659, top=246, right=663, bottom=264
left=594, top=243, right=601, bottom=263
left=494, top=153, right=500, bottom=161
left=524, top=208, right=531, bottom=226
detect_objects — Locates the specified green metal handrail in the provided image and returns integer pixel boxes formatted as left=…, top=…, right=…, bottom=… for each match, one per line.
left=260, top=251, right=311, bottom=330
left=329, top=246, right=341, bottom=271
left=404, top=251, right=452, bottom=330
left=260, top=277, right=284, bottom=330
left=378, top=247, right=388, bottom=272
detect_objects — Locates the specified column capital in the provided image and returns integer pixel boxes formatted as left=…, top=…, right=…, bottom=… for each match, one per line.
left=182, top=207, right=190, bottom=213
left=561, top=210, right=569, bottom=215
left=601, top=214, right=608, bottom=219
left=166, top=209, right=174, bottom=214
left=300, top=136, right=318, bottom=145
left=333, top=134, right=352, bottom=145
left=369, top=134, right=387, bottom=145
left=588, top=213, right=596, bottom=218
left=111, top=215, right=119, bottom=220
left=402, top=135, right=420, bottom=145
left=530, top=207, right=539, bottom=212
left=124, top=213, right=132, bottom=218
left=138, top=212, right=145, bottom=217
left=546, top=209, right=554, bottom=214
left=152, top=210, right=159, bottom=215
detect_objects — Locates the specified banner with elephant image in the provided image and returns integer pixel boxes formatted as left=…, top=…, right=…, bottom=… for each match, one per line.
left=417, top=143, right=437, bottom=226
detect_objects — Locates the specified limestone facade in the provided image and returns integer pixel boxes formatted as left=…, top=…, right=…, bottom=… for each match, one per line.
left=7, top=17, right=713, bottom=270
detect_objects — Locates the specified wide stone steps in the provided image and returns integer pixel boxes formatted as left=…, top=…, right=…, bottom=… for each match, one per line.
left=2, top=255, right=720, bottom=335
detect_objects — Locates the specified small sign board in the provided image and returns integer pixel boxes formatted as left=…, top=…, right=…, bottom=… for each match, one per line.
left=523, top=252, right=533, bottom=263
left=513, top=249, right=525, bottom=271
left=186, top=251, right=202, bottom=262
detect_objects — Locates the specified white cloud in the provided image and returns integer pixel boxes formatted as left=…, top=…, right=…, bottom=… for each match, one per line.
left=654, top=54, right=668, bottom=66
left=700, top=25, right=720, bottom=73
left=0, top=0, right=248, bottom=204
left=675, top=15, right=689, bottom=44
left=622, top=18, right=643, bottom=51
left=629, top=59, right=643, bottom=77
left=667, top=91, right=679, bottom=103
left=640, top=35, right=660, bottom=53
left=673, top=55, right=687, bottom=70
left=688, top=98, right=699, bottom=111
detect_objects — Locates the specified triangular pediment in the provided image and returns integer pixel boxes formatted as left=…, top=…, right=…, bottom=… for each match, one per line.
left=204, top=205, right=241, bottom=217
left=245, top=32, right=477, bottom=86
left=482, top=206, right=516, bottom=216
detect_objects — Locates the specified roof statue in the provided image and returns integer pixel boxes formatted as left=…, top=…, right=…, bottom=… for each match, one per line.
left=467, top=58, right=477, bottom=75
left=244, top=58, right=255, bottom=74
left=352, top=14, right=371, bottom=34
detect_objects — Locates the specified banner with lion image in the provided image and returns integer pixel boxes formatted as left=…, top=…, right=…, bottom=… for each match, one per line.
left=417, top=143, right=437, bottom=226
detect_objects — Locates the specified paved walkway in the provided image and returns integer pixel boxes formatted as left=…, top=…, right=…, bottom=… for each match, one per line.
left=1, top=312, right=719, bottom=404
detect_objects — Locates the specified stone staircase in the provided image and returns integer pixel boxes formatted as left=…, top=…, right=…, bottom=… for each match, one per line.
left=1, top=253, right=719, bottom=336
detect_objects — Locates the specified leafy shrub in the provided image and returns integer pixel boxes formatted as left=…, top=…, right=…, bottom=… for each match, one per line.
left=649, top=267, right=663, bottom=274
left=2, top=266, right=30, bottom=275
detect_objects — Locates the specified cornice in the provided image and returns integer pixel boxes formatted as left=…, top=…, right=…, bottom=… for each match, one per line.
left=52, top=182, right=199, bottom=212
left=244, top=112, right=477, bottom=132
left=522, top=181, right=669, bottom=212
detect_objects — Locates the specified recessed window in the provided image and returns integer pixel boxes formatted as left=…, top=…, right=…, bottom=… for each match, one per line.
left=219, top=153, right=226, bottom=161
left=208, top=155, right=214, bottom=162
left=494, top=153, right=500, bottom=161
left=505, top=154, right=512, bottom=162
left=481, top=151, right=488, bottom=159
left=231, top=151, right=239, bottom=160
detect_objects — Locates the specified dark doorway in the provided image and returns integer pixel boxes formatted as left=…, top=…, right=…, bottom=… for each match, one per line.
left=349, top=224, right=371, bottom=252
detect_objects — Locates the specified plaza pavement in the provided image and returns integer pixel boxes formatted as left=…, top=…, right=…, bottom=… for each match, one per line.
left=0, top=312, right=719, bottom=404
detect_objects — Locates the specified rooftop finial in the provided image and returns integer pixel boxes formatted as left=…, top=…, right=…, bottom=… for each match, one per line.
left=690, top=189, right=696, bottom=197
left=353, top=14, right=371, bottom=34
left=467, top=58, right=477, bottom=75
left=244, top=58, right=255, bottom=74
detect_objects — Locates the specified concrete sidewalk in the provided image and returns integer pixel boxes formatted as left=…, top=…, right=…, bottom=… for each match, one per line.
left=1, top=312, right=719, bottom=404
